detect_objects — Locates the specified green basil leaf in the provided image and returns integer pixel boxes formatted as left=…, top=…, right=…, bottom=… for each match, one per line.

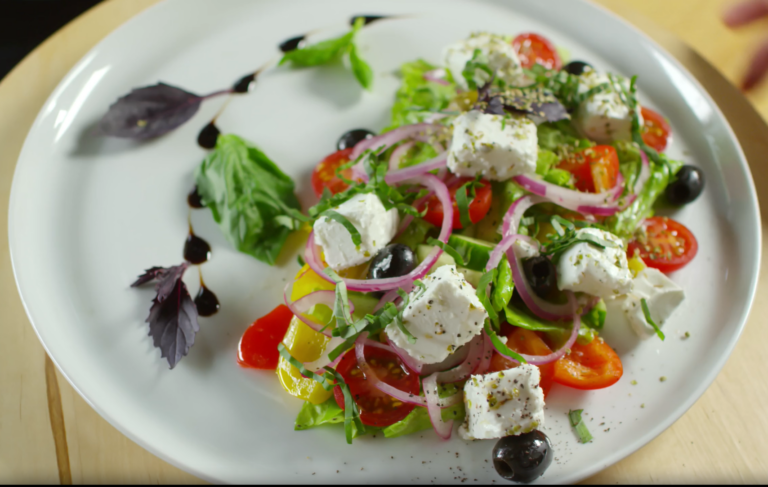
left=323, top=366, right=365, bottom=444
left=277, top=343, right=334, bottom=391
left=484, top=321, right=526, bottom=364
left=194, top=134, right=301, bottom=265
left=455, top=182, right=474, bottom=229
left=568, top=409, right=593, bottom=443
left=279, top=30, right=355, bottom=67
left=491, top=257, right=514, bottom=312
left=427, top=238, right=466, bottom=267
left=349, top=43, right=373, bottom=90
left=321, top=210, right=362, bottom=247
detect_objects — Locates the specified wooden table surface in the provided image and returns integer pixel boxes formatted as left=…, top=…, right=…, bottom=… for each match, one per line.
left=1, top=0, right=767, bottom=483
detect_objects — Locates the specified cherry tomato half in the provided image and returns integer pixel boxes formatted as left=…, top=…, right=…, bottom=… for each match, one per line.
left=513, top=33, right=562, bottom=70
left=488, top=326, right=556, bottom=399
left=333, top=344, right=420, bottom=427
left=640, top=107, right=671, bottom=153
left=556, top=145, right=620, bottom=193
left=553, top=338, right=623, bottom=390
left=422, top=177, right=493, bottom=230
left=237, top=304, right=295, bottom=370
left=311, top=147, right=354, bottom=198
left=627, top=216, right=698, bottom=273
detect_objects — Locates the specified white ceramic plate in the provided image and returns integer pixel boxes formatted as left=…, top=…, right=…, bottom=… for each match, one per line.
left=9, top=0, right=760, bottom=483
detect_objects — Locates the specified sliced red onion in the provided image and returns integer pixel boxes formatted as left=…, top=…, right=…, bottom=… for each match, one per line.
left=513, top=173, right=624, bottom=215
left=385, top=152, right=447, bottom=185
left=389, top=141, right=415, bottom=171
left=635, top=150, right=651, bottom=195
left=386, top=337, right=427, bottom=374
left=302, top=336, right=345, bottom=373
left=491, top=292, right=581, bottom=366
left=486, top=233, right=541, bottom=273
left=282, top=283, right=355, bottom=338
left=474, top=333, right=493, bottom=375
left=386, top=336, right=472, bottom=376
left=350, top=123, right=446, bottom=162
left=305, top=174, right=452, bottom=292
left=502, top=194, right=548, bottom=237
left=436, top=334, right=485, bottom=383
left=576, top=193, right=637, bottom=216
left=423, top=372, right=453, bottom=440
left=394, top=189, right=433, bottom=240
left=423, top=68, right=450, bottom=86
left=505, top=240, right=574, bottom=321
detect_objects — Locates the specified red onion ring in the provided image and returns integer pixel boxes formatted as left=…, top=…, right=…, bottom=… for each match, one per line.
left=389, top=141, right=415, bottom=171
left=305, top=174, right=452, bottom=292
left=385, top=152, right=447, bottom=185
left=486, top=233, right=541, bottom=274
left=576, top=193, right=637, bottom=216
left=386, top=336, right=472, bottom=376
left=282, top=283, right=355, bottom=337
left=474, top=333, right=493, bottom=375
left=350, top=123, right=447, bottom=162
left=491, top=292, right=581, bottom=366
left=502, top=194, right=548, bottom=237
left=423, top=372, right=453, bottom=440
left=513, top=173, right=625, bottom=215
left=423, top=68, right=451, bottom=86
left=435, top=334, right=485, bottom=383
left=635, top=149, right=651, bottom=194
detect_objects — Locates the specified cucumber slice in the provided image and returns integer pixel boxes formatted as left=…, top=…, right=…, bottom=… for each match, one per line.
left=447, top=234, right=495, bottom=272
left=415, top=244, right=483, bottom=287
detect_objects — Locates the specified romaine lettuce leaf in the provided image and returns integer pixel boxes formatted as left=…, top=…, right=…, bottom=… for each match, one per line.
left=385, top=59, right=457, bottom=131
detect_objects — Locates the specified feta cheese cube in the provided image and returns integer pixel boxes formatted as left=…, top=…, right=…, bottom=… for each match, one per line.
left=512, top=238, right=540, bottom=260
left=459, top=365, right=545, bottom=440
left=447, top=111, right=538, bottom=181
left=574, top=71, right=643, bottom=143
left=604, top=267, right=685, bottom=338
left=556, top=228, right=633, bottom=299
left=313, top=193, right=399, bottom=271
left=386, top=265, right=487, bottom=364
left=444, top=32, right=525, bottom=91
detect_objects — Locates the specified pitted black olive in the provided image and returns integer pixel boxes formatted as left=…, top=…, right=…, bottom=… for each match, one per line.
left=492, top=431, right=553, bottom=483
left=368, top=244, right=415, bottom=280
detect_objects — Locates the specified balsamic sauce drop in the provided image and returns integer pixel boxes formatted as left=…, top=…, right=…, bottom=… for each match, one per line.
left=232, top=73, right=258, bottom=94
left=350, top=15, right=389, bottom=26
left=279, top=34, right=307, bottom=53
left=187, top=186, right=204, bottom=209
left=195, top=282, right=220, bottom=317
left=197, top=121, right=220, bottom=149
left=184, top=230, right=211, bottom=264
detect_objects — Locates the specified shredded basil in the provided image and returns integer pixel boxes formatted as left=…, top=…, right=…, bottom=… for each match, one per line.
left=484, top=321, right=526, bottom=364
left=427, top=238, right=466, bottom=266
left=321, top=210, right=362, bottom=248
left=476, top=269, right=499, bottom=327
left=568, top=409, right=593, bottom=443
left=277, top=343, right=334, bottom=391
left=455, top=183, right=474, bottom=229
left=393, top=289, right=418, bottom=344
left=323, top=366, right=365, bottom=444
left=641, top=298, right=665, bottom=341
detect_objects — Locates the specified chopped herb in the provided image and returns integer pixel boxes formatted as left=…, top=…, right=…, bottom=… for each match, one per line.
left=568, top=409, right=593, bottom=443
left=640, top=298, right=665, bottom=340
left=484, top=321, right=526, bottom=363
left=427, top=238, right=465, bottom=266
left=297, top=255, right=305, bottom=267
left=476, top=269, right=499, bottom=326
left=321, top=210, right=362, bottom=247
left=659, top=376, right=667, bottom=383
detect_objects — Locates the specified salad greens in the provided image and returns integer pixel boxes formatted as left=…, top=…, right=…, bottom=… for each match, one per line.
left=194, top=134, right=303, bottom=265
left=568, top=409, right=593, bottom=443
left=385, top=59, right=458, bottom=131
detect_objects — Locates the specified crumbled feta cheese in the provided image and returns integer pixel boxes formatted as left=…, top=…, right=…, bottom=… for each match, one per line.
left=443, top=32, right=525, bottom=91
left=512, top=238, right=540, bottom=260
left=447, top=111, right=537, bottom=181
left=556, top=228, right=632, bottom=299
left=459, top=365, right=545, bottom=440
left=573, top=71, right=643, bottom=143
left=313, top=193, right=398, bottom=271
left=386, top=265, right=487, bottom=364
left=604, top=267, right=685, bottom=338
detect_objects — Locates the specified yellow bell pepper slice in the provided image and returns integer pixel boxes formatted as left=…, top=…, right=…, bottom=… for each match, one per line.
left=276, top=315, right=333, bottom=404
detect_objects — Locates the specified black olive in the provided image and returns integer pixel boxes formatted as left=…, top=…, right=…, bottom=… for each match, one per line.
left=368, top=244, right=415, bottom=280
left=492, top=431, right=553, bottom=483
left=337, top=129, right=375, bottom=151
left=522, top=256, right=557, bottom=298
left=562, top=60, right=592, bottom=76
left=665, top=165, right=705, bottom=205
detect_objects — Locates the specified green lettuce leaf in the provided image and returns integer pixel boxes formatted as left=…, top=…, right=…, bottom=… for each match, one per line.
left=383, top=383, right=466, bottom=438
left=294, top=398, right=367, bottom=439
left=195, top=134, right=301, bottom=265
left=386, top=59, right=457, bottom=131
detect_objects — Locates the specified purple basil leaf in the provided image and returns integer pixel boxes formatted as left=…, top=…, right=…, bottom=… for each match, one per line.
left=98, top=83, right=203, bottom=139
left=154, top=263, right=189, bottom=302
left=146, top=278, right=199, bottom=369
left=131, top=266, right=166, bottom=287
left=477, top=86, right=569, bottom=123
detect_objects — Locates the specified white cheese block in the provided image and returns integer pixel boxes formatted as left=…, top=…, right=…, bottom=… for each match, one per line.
left=386, top=265, right=487, bottom=364
left=313, top=193, right=399, bottom=271
left=604, top=267, right=685, bottom=338
left=447, top=111, right=538, bottom=181
left=443, top=32, right=525, bottom=90
left=556, top=228, right=633, bottom=299
left=459, top=365, right=546, bottom=440
left=574, top=71, right=643, bottom=143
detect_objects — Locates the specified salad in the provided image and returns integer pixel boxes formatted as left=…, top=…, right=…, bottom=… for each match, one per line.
left=232, top=31, right=704, bottom=483
left=121, top=24, right=705, bottom=484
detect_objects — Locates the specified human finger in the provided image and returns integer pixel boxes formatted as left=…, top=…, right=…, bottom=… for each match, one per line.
left=742, top=37, right=768, bottom=90
left=723, top=0, right=768, bottom=27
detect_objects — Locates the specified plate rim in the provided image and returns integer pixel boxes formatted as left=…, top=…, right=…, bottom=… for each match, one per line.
left=7, top=0, right=761, bottom=483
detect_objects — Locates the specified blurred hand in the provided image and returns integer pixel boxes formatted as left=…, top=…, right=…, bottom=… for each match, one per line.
left=724, top=0, right=768, bottom=90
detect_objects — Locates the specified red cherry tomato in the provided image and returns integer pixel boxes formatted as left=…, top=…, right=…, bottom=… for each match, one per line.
left=311, top=147, right=354, bottom=198
left=627, top=216, right=698, bottom=273
left=557, top=145, right=620, bottom=193
left=640, top=107, right=671, bottom=153
left=332, top=344, right=420, bottom=427
left=422, top=177, right=492, bottom=229
left=237, top=304, right=294, bottom=370
left=513, top=33, right=562, bottom=70
left=488, top=326, right=556, bottom=399
left=552, top=338, right=623, bottom=390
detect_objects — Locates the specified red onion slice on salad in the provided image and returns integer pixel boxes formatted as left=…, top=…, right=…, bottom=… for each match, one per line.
left=385, top=152, right=447, bottom=185
left=389, top=141, right=415, bottom=171
left=501, top=194, right=548, bottom=237
left=349, top=123, right=447, bottom=162
left=635, top=149, right=651, bottom=194
left=423, top=372, right=453, bottom=440
left=513, top=173, right=625, bottom=215
left=305, top=173, right=452, bottom=292
left=386, top=335, right=472, bottom=376
left=474, top=333, right=494, bottom=376
left=423, top=68, right=450, bottom=86
left=283, top=284, right=355, bottom=338
left=435, top=333, right=485, bottom=383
